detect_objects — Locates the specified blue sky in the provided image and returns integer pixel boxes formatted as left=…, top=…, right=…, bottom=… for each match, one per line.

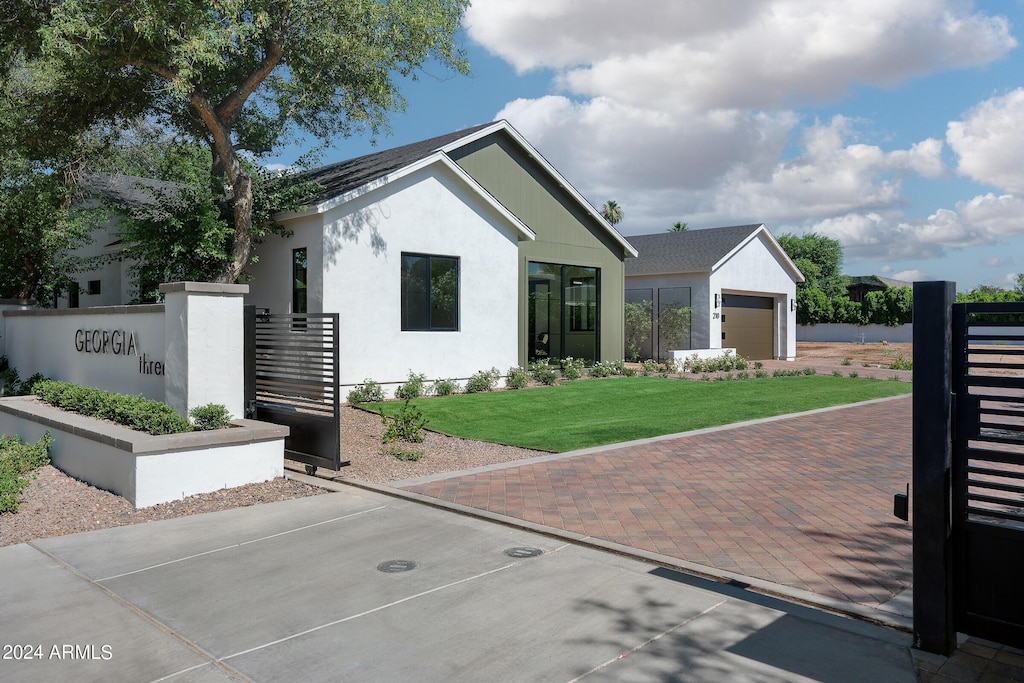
left=272, top=1, right=1024, bottom=292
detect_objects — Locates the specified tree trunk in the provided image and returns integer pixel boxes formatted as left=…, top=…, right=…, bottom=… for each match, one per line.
left=220, top=171, right=253, bottom=284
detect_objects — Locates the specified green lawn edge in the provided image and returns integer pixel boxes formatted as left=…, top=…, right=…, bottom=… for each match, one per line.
left=371, top=375, right=910, bottom=453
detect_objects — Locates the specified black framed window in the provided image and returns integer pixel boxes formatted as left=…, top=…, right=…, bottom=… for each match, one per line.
left=292, top=248, right=308, bottom=314
left=401, top=253, right=459, bottom=331
left=87, top=280, right=101, bottom=295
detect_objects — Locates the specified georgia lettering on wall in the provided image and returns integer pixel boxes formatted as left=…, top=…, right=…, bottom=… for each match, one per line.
left=73, top=329, right=165, bottom=376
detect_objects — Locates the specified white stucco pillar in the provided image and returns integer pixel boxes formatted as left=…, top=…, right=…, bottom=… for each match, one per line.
left=161, top=282, right=248, bottom=419
left=0, top=299, right=34, bottom=360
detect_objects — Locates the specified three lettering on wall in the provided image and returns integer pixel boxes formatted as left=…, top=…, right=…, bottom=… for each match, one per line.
left=73, top=329, right=165, bottom=376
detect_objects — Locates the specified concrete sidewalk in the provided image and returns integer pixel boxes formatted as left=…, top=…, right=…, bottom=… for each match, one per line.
left=0, top=486, right=918, bottom=683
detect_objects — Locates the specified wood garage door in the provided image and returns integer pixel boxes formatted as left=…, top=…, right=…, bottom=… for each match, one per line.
left=722, top=295, right=775, bottom=360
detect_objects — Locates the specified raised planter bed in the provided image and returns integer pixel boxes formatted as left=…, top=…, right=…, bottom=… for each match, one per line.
left=0, top=396, right=288, bottom=508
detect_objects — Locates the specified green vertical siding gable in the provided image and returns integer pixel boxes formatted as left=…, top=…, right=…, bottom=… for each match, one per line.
left=449, top=133, right=626, bottom=364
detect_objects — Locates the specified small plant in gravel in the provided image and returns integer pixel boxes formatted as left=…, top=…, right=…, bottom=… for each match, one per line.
left=347, top=379, right=383, bottom=404
left=189, top=404, right=232, bottom=431
left=754, top=369, right=769, bottom=378
left=802, top=367, right=817, bottom=376
left=737, top=370, right=750, bottom=380
left=700, top=373, right=712, bottom=381
left=888, top=374, right=903, bottom=381
left=640, top=359, right=659, bottom=376
left=431, top=378, right=459, bottom=396
left=560, top=357, right=584, bottom=381
left=394, top=371, right=428, bottom=400
left=862, top=362, right=871, bottom=368
left=888, top=355, right=913, bottom=371
left=754, top=361, right=764, bottom=370
left=0, top=432, right=52, bottom=513
left=849, top=370, right=859, bottom=378
left=841, top=357, right=852, bottom=366
left=832, top=370, right=843, bottom=377
left=381, top=399, right=427, bottom=444
left=505, top=366, right=529, bottom=390
left=529, top=360, right=558, bottom=385
left=464, top=367, right=501, bottom=393
left=380, top=444, right=424, bottom=461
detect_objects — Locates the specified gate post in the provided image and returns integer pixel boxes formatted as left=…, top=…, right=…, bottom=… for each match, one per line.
left=912, top=281, right=957, bottom=655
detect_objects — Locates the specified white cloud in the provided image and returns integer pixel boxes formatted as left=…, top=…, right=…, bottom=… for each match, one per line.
left=891, top=269, right=930, bottom=282
left=808, top=192, right=1024, bottom=262
left=948, top=88, right=1024, bottom=193
left=982, top=256, right=1013, bottom=268
left=467, top=1, right=1015, bottom=111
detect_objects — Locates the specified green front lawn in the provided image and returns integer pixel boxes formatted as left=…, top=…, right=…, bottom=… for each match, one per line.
left=373, top=376, right=910, bottom=453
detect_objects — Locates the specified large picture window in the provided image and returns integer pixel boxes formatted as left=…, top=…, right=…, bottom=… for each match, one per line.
left=528, top=262, right=599, bottom=363
left=401, top=253, right=459, bottom=331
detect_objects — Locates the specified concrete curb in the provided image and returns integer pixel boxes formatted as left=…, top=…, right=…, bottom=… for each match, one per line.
left=286, top=468, right=913, bottom=635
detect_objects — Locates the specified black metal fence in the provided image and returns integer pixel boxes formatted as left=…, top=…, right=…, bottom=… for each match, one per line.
left=913, top=284, right=1024, bottom=654
left=244, top=309, right=343, bottom=473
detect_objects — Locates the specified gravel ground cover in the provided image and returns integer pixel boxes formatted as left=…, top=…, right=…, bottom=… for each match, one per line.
left=0, top=405, right=545, bottom=547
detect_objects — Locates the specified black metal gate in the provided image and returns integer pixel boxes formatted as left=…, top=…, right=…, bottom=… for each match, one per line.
left=244, top=308, right=344, bottom=474
left=951, top=301, right=1024, bottom=647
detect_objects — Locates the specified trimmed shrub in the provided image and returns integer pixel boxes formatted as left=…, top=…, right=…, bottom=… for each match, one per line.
left=189, top=404, right=233, bottom=431
left=34, top=381, right=191, bottom=435
left=560, top=357, right=584, bottom=381
left=347, top=379, right=384, bottom=404
left=431, top=378, right=459, bottom=397
left=464, top=367, right=501, bottom=393
left=395, top=371, right=428, bottom=400
left=506, top=367, right=529, bottom=390
left=529, top=361, right=557, bottom=385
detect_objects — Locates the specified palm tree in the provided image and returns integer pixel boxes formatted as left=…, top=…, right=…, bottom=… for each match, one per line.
left=668, top=221, right=688, bottom=232
left=600, top=200, right=623, bottom=225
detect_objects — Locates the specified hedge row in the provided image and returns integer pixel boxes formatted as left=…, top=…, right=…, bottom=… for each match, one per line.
left=34, top=380, right=193, bottom=435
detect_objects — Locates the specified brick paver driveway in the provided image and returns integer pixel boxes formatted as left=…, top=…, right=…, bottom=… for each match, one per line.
left=401, top=395, right=912, bottom=608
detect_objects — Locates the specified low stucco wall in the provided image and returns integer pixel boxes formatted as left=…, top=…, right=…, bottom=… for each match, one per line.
left=0, top=397, right=287, bottom=508
left=798, top=323, right=913, bottom=343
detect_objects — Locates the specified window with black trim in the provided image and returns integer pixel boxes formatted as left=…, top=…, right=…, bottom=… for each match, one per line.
left=87, top=280, right=101, bottom=295
left=401, top=253, right=459, bottom=331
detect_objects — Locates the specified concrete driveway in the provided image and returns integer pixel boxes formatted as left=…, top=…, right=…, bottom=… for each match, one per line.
left=0, top=485, right=916, bottom=682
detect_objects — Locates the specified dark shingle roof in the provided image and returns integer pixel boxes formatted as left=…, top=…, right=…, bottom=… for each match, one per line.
left=625, top=224, right=764, bottom=275
left=296, top=122, right=496, bottom=203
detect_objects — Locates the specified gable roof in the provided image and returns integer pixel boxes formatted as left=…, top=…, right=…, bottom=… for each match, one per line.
left=296, top=123, right=495, bottom=202
left=625, top=224, right=804, bottom=282
left=292, top=120, right=637, bottom=257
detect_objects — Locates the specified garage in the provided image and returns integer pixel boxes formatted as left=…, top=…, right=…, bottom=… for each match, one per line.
left=625, top=224, right=803, bottom=362
left=721, top=294, right=775, bottom=360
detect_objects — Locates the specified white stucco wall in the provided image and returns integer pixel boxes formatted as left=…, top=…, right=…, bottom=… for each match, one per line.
left=710, top=233, right=799, bottom=360
left=248, top=164, right=523, bottom=392
left=3, top=307, right=167, bottom=399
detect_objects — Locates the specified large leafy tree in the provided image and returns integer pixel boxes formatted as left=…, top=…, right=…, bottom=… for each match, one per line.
left=777, top=232, right=847, bottom=299
left=7, top=0, right=469, bottom=283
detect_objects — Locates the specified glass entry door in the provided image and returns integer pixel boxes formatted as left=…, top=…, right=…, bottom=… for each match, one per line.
left=528, top=262, right=599, bottom=363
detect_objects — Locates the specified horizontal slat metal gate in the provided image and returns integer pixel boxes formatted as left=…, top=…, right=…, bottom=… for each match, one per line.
left=952, top=301, right=1024, bottom=647
left=244, top=309, right=343, bottom=474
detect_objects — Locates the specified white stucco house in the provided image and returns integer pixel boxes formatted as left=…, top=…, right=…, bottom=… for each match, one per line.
left=62, top=121, right=638, bottom=392
left=624, top=225, right=804, bottom=361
